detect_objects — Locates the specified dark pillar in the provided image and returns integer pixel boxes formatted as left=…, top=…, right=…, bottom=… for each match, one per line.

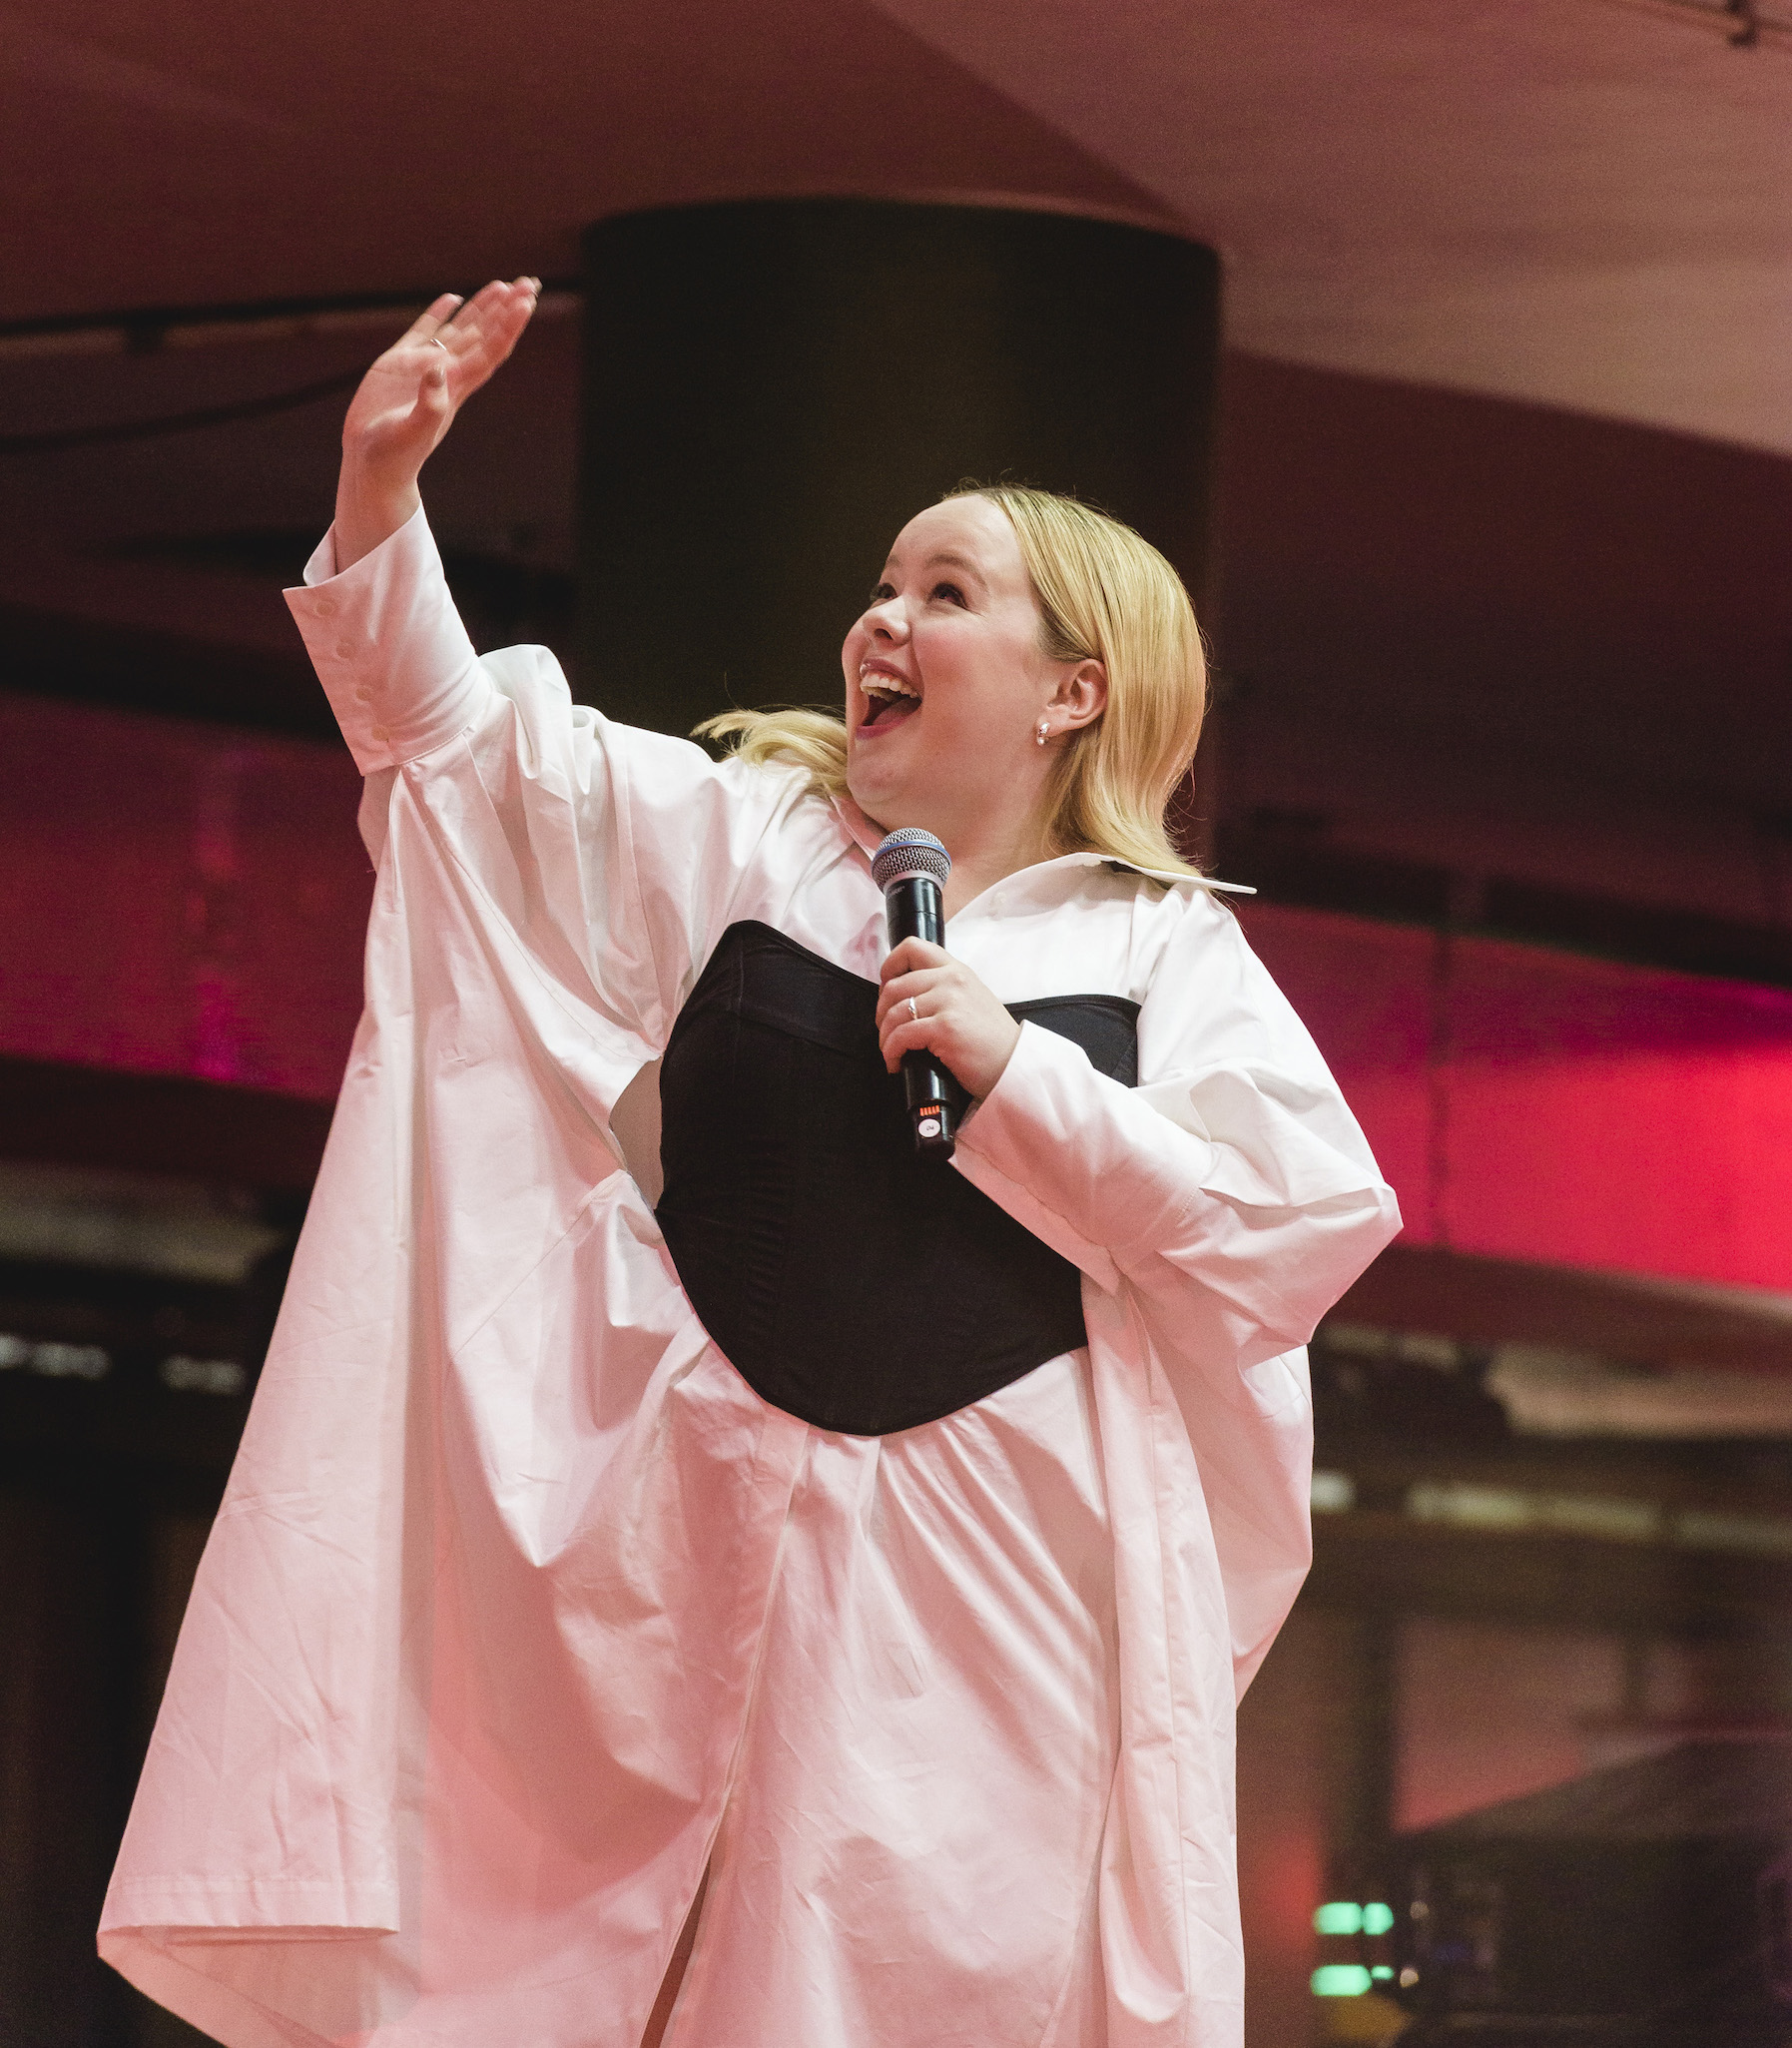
left=580, top=200, right=1220, bottom=748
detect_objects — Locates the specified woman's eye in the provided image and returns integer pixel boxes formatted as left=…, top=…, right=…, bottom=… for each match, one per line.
left=930, top=582, right=966, bottom=607
left=868, top=582, right=896, bottom=604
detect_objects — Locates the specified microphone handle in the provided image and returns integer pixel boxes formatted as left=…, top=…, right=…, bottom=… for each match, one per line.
left=886, top=875, right=957, bottom=1160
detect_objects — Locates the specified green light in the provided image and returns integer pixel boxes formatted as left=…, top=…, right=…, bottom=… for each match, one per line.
left=1371, top=1965, right=1393, bottom=1981
left=1312, top=1965, right=1373, bottom=1997
left=1313, top=1901, right=1364, bottom=1935
left=1362, top=1902, right=1396, bottom=1936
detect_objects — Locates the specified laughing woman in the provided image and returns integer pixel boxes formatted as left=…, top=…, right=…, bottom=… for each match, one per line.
left=101, top=279, right=1400, bottom=2048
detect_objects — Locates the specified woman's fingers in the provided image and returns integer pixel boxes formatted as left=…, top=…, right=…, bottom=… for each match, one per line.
left=419, top=281, right=536, bottom=414
left=436, top=279, right=510, bottom=348
left=391, top=277, right=537, bottom=367
left=874, top=944, right=1021, bottom=1097
left=878, top=1002, right=1020, bottom=1098
left=438, top=278, right=539, bottom=372
left=335, top=278, right=540, bottom=561
left=398, top=293, right=465, bottom=345
left=877, top=937, right=948, bottom=993
left=348, top=278, right=537, bottom=452
left=404, top=356, right=452, bottom=434
left=875, top=965, right=947, bottom=1030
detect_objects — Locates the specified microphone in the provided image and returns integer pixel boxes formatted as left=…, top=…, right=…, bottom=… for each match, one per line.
left=871, top=828, right=957, bottom=1160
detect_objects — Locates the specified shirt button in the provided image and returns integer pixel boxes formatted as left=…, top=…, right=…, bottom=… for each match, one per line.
left=334, top=641, right=355, bottom=661
left=314, top=597, right=337, bottom=618
left=354, top=685, right=371, bottom=705
left=370, top=724, right=389, bottom=742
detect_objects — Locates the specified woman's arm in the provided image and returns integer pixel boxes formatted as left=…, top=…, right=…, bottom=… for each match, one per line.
left=333, top=278, right=539, bottom=571
left=283, top=280, right=542, bottom=776
left=958, top=1017, right=1398, bottom=1362
left=285, top=281, right=811, bottom=1054
left=912, top=894, right=1401, bottom=1369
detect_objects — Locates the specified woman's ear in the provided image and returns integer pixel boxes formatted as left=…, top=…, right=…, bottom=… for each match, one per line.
left=1051, top=660, right=1108, bottom=733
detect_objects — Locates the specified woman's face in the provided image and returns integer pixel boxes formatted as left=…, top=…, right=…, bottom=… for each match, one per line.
left=841, top=495, right=1098, bottom=851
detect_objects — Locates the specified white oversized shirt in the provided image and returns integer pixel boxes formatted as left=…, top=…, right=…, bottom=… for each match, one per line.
left=100, top=509, right=1401, bottom=2048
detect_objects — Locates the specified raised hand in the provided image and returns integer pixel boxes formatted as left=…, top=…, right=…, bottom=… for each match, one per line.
left=333, top=276, right=540, bottom=571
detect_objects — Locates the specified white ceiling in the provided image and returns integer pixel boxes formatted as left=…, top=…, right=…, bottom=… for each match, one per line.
left=4, top=0, right=1790, bottom=451
left=870, top=0, right=1792, bottom=451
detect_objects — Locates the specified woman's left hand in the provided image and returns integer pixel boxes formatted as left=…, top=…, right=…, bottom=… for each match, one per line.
left=876, top=939, right=1021, bottom=1101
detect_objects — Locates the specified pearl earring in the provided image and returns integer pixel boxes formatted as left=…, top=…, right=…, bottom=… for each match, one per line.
left=1035, top=719, right=1050, bottom=747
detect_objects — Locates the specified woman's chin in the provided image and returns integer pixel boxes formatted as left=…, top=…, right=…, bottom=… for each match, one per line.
left=846, top=736, right=907, bottom=809
left=845, top=761, right=887, bottom=820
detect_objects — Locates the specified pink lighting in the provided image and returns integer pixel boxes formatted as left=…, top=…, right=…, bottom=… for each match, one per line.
left=0, top=693, right=368, bottom=1101
left=1247, top=905, right=1792, bottom=1294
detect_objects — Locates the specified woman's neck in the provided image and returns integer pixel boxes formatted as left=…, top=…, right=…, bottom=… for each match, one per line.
left=848, top=790, right=1052, bottom=921
left=939, top=826, right=1053, bottom=919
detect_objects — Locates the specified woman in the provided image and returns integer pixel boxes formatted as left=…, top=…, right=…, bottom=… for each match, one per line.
left=101, top=279, right=1400, bottom=2048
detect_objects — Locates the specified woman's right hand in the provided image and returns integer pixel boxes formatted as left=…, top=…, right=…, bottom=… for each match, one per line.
left=333, top=276, right=540, bottom=571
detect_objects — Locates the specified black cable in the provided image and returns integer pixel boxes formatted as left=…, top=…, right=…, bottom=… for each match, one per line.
left=0, top=366, right=364, bottom=456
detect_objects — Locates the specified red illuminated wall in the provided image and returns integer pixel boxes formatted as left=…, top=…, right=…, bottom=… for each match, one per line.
left=4, top=694, right=1789, bottom=1293
left=1, top=693, right=367, bottom=1100
left=1246, top=906, right=1792, bottom=1292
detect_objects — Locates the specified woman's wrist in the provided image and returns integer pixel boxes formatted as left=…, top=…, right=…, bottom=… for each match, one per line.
left=333, top=457, right=421, bottom=574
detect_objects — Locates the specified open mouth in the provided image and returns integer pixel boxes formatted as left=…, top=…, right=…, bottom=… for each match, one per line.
left=859, top=670, right=920, bottom=733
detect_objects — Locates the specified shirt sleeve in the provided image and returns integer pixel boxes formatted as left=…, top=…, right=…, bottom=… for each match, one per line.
left=284, top=510, right=805, bottom=1055
left=952, top=887, right=1402, bottom=1374
left=286, top=509, right=489, bottom=774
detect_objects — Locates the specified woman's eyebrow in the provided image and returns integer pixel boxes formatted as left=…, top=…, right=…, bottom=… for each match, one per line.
left=877, top=549, right=985, bottom=584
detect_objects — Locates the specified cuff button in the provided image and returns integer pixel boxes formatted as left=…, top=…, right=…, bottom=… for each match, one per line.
left=370, top=724, right=389, bottom=742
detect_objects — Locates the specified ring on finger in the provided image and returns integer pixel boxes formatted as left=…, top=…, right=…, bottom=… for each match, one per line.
left=429, top=337, right=448, bottom=349
left=906, top=997, right=919, bottom=1024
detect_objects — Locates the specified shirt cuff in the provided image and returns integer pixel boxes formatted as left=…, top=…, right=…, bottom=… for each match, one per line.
left=284, top=506, right=485, bottom=775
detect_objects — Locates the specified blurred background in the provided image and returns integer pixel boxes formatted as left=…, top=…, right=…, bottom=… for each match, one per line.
left=2, top=3, right=1791, bottom=2043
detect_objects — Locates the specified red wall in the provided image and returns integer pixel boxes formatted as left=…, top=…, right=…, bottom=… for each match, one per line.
left=0, top=693, right=368, bottom=1100
left=1247, top=905, right=1792, bottom=1292
left=5, top=694, right=1789, bottom=1293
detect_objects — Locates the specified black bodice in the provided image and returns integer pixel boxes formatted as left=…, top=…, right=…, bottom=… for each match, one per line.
left=654, top=921, right=1140, bottom=1436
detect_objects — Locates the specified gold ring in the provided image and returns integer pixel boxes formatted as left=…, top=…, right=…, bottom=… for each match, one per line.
left=907, top=998, right=919, bottom=1024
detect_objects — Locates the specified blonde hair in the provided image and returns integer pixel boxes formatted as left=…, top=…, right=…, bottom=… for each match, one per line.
left=695, top=483, right=1207, bottom=874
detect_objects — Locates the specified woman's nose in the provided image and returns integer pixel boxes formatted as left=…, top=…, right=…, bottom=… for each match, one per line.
left=863, top=595, right=907, bottom=641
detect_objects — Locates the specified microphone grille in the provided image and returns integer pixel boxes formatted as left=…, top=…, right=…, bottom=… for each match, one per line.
left=872, top=828, right=951, bottom=890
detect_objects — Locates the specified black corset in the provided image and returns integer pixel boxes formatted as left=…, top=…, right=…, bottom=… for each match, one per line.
left=654, top=921, right=1139, bottom=1436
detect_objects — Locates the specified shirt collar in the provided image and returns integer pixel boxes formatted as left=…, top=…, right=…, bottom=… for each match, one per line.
left=830, top=790, right=887, bottom=862
left=1052, top=852, right=1255, bottom=895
